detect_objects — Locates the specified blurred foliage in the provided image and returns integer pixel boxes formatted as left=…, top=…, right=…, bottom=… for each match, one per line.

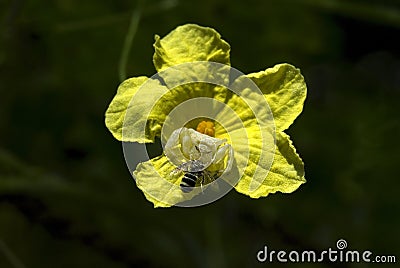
left=1, top=0, right=400, bottom=267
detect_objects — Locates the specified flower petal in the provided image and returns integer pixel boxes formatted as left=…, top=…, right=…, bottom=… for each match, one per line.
left=247, top=63, right=307, bottom=131
left=105, top=76, right=170, bottom=142
left=105, top=76, right=149, bottom=141
left=214, top=86, right=276, bottom=194
left=147, top=83, right=228, bottom=142
left=153, top=24, right=230, bottom=72
left=133, top=154, right=204, bottom=208
left=235, top=132, right=305, bottom=198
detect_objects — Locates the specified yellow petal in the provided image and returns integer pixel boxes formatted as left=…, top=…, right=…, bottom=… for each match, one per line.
left=105, top=76, right=149, bottom=141
left=153, top=24, right=230, bottom=73
left=133, top=155, right=206, bottom=208
left=235, top=132, right=305, bottom=198
left=214, top=86, right=276, bottom=194
left=148, top=83, right=228, bottom=143
left=247, top=63, right=307, bottom=131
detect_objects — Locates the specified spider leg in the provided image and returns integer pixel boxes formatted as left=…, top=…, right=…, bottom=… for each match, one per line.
left=200, top=172, right=209, bottom=194
left=205, top=170, right=214, bottom=182
left=213, top=144, right=230, bottom=165
left=203, top=170, right=221, bottom=193
left=170, top=166, right=183, bottom=176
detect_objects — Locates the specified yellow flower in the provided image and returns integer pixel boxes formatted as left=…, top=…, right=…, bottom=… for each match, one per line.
left=105, top=24, right=307, bottom=207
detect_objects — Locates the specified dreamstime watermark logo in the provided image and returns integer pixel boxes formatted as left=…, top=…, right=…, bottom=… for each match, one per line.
left=257, top=239, right=397, bottom=263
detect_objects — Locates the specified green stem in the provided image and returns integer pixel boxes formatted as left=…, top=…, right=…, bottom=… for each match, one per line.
left=118, top=0, right=145, bottom=82
left=0, top=239, right=26, bottom=268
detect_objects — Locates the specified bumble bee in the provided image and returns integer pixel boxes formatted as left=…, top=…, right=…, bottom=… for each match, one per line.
left=171, top=160, right=216, bottom=193
left=180, top=170, right=205, bottom=193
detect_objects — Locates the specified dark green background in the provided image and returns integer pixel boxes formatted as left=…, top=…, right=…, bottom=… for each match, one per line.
left=1, top=0, right=399, bottom=267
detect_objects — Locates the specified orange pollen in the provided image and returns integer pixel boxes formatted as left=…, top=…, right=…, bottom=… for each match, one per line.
left=196, top=120, right=215, bottom=137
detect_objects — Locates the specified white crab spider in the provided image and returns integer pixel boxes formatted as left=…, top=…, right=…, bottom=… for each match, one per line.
left=164, top=127, right=232, bottom=192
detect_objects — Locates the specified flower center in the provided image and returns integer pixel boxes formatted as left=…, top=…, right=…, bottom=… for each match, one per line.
left=196, top=120, right=215, bottom=137
left=164, top=127, right=232, bottom=175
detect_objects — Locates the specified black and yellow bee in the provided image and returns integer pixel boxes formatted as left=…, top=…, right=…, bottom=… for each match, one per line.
left=172, top=160, right=218, bottom=193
